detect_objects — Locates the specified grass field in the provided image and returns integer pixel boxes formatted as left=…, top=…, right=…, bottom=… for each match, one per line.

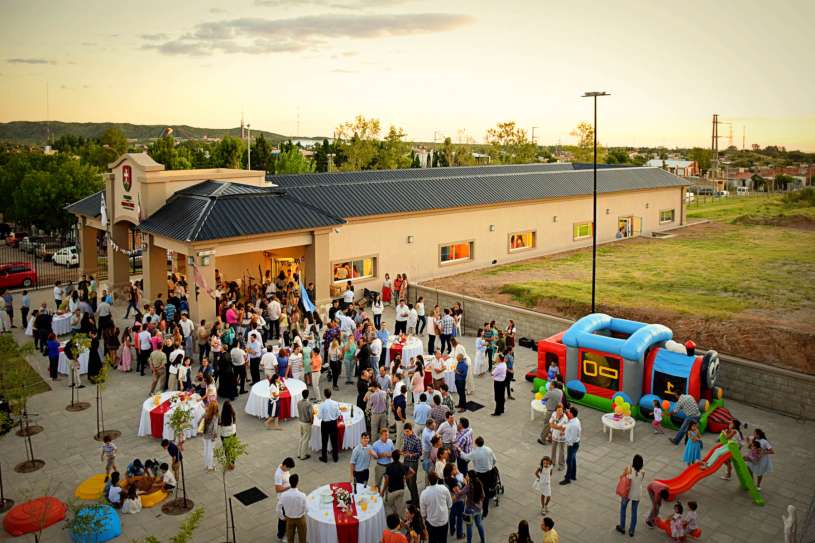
left=0, top=335, right=49, bottom=401
left=427, top=191, right=815, bottom=371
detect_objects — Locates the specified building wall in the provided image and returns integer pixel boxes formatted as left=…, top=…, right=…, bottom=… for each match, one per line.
left=409, top=284, right=815, bottom=420
left=328, top=186, right=683, bottom=293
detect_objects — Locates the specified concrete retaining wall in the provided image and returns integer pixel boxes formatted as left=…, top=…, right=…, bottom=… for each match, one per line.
left=410, top=284, right=815, bottom=420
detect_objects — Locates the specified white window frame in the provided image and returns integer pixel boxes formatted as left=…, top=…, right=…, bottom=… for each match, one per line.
left=659, top=209, right=675, bottom=224
left=331, top=255, right=378, bottom=284
left=439, top=240, right=474, bottom=265
left=508, top=230, right=537, bottom=253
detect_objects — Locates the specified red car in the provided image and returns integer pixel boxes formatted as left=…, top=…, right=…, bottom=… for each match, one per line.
left=0, top=262, right=37, bottom=289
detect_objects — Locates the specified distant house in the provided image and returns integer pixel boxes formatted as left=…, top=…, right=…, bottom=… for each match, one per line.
left=646, top=159, right=700, bottom=177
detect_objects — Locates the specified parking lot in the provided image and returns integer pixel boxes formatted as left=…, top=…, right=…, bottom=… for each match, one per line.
left=0, top=242, right=111, bottom=291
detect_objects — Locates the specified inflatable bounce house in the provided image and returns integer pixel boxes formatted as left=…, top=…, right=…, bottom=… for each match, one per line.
left=529, top=313, right=729, bottom=432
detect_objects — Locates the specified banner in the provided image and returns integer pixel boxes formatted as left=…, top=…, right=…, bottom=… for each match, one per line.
left=300, top=281, right=316, bottom=313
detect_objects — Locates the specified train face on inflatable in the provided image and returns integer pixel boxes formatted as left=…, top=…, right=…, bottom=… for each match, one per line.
left=533, top=313, right=724, bottom=429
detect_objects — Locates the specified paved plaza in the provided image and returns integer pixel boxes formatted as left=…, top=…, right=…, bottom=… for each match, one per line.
left=2, top=294, right=813, bottom=542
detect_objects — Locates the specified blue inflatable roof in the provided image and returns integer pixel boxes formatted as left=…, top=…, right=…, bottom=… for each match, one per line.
left=562, top=313, right=673, bottom=361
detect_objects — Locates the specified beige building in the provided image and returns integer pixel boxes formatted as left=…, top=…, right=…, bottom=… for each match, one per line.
left=68, top=155, right=688, bottom=323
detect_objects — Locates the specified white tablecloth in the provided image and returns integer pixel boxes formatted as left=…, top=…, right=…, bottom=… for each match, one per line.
left=305, top=484, right=386, bottom=543
left=309, top=404, right=365, bottom=452
left=57, top=347, right=90, bottom=375
left=244, top=378, right=307, bottom=419
left=387, top=337, right=424, bottom=364
left=26, top=313, right=73, bottom=336
left=137, top=391, right=206, bottom=440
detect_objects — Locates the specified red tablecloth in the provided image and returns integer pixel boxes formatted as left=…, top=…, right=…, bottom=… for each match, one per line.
left=149, top=400, right=172, bottom=439
left=329, top=482, right=358, bottom=543
left=389, top=343, right=403, bottom=362
left=278, top=382, right=292, bottom=420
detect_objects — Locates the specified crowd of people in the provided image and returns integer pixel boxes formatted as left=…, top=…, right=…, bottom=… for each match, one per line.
left=20, top=267, right=780, bottom=543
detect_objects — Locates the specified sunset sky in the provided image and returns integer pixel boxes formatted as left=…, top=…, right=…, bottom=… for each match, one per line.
left=1, top=0, right=813, bottom=150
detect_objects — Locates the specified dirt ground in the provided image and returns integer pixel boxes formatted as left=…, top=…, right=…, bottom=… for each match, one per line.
left=426, top=222, right=815, bottom=374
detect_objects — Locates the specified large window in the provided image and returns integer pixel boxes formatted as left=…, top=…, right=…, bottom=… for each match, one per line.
left=573, top=221, right=593, bottom=240
left=659, top=209, right=675, bottom=224
left=579, top=350, right=621, bottom=392
left=332, top=256, right=377, bottom=283
left=440, top=241, right=473, bottom=264
left=509, top=230, right=536, bottom=252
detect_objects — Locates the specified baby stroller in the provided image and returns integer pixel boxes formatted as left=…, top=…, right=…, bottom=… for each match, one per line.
left=490, top=466, right=505, bottom=506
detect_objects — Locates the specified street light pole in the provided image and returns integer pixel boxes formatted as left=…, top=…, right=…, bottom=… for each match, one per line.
left=582, top=91, right=610, bottom=314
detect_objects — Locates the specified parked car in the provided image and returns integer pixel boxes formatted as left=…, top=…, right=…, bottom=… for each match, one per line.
left=0, top=262, right=37, bottom=289
left=715, top=190, right=730, bottom=198
left=52, top=246, right=79, bottom=267
left=696, top=187, right=714, bottom=196
left=736, top=187, right=750, bottom=196
left=20, top=236, right=47, bottom=253
left=34, top=238, right=64, bottom=261
left=5, top=232, right=29, bottom=248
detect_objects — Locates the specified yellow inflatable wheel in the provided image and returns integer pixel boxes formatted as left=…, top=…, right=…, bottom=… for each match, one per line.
left=140, top=490, right=168, bottom=508
left=74, top=474, right=108, bottom=500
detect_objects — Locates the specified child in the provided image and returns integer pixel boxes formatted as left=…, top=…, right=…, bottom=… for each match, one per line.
left=547, top=360, right=559, bottom=382
left=670, top=502, right=685, bottom=542
left=101, top=435, right=118, bottom=482
left=126, top=458, right=144, bottom=478
left=106, top=472, right=122, bottom=508
left=652, top=399, right=664, bottom=434
left=160, top=462, right=176, bottom=491
left=121, top=485, right=142, bottom=514
left=682, top=422, right=702, bottom=466
left=534, top=456, right=553, bottom=514
left=683, top=501, right=699, bottom=536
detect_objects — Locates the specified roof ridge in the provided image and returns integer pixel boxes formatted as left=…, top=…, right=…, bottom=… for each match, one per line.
left=187, top=197, right=217, bottom=242
left=282, top=192, right=346, bottom=224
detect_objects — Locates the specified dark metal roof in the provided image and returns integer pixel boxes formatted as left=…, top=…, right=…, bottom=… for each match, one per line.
left=284, top=167, right=686, bottom=218
left=64, top=190, right=103, bottom=217
left=271, top=162, right=574, bottom=188
left=139, top=181, right=344, bottom=242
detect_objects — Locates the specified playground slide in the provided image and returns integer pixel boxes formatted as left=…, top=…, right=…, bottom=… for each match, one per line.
left=655, top=437, right=765, bottom=506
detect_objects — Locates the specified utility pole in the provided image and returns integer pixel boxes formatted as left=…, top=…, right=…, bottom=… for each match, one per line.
left=246, top=123, right=251, bottom=170
left=531, top=126, right=539, bottom=144
left=742, top=126, right=746, bottom=151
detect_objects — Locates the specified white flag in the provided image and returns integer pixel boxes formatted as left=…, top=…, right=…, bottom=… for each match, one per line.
left=100, top=192, right=108, bottom=228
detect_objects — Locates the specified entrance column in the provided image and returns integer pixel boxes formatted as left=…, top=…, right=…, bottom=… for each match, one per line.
left=175, top=252, right=188, bottom=278
left=107, top=221, right=130, bottom=301
left=187, top=252, right=217, bottom=324
left=77, top=218, right=98, bottom=277
left=142, top=235, right=167, bottom=303
left=306, top=230, right=331, bottom=307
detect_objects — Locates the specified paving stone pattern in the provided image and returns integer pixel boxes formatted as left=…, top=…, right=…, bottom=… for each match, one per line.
left=1, top=292, right=812, bottom=542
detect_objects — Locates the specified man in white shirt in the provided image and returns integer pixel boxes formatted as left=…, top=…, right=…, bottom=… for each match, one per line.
left=53, top=282, right=63, bottom=310
left=394, top=300, right=409, bottom=335
left=318, top=388, right=341, bottom=463
left=342, top=285, right=355, bottom=309
left=490, top=355, right=507, bottom=417
left=268, top=296, right=282, bottom=342
left=430, top=350, right=446, bottom=389
left=274, top=457, right=295, bottom=542
left=138, top=327, right=152, bottom=376
left=559, top=406, right=582, bottom=485
left=419, top=472, right=453, bottom=541
left=276, top=473, right=308, bottom=543
left=369, top=336, right=382, bottom=370
left=178, top=312, right=195, bottom=359
left=261, top=348, right=278, bottom=378
left=437, top=412, right=457, bottom=450
left=230, top=343, right=248, bottom=394
left=339, top=313, right=355, bottom=339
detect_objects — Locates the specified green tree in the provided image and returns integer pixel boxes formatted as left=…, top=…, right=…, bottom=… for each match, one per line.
left=410, top=152, right=421, bottom=168
left=314, top=138, right=330, bottom=173
left=215, top=436, right=248, bottom=543
left=485, top=121, right=538, bottom=164
left=606, top=148, right=629, bottom=164
left=335, top=116, right=382, bottom=171
left=689, top=147, right=712, bottom=173
left=148, top=136, right=191, bottom=170
left=376, top=126, right=411, bottom=169
left=274, top=147, right=316, bottom=175
left=569, top=121, right=606, bottom=163
left=99, top=127, right=128, bottom=156
left=213, top=136, right=244, bottom=169
left=251, top=134, right=274, bottom=174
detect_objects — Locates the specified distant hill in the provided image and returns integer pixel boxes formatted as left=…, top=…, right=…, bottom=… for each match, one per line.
left=0, top=121, right=290, bottom=144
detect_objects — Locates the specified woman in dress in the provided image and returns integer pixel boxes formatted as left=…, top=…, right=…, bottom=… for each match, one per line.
left=382, top=273, right=393, bottom=306
left=289, top=344, right=305, bottom=381
left=452, top=302, right=464, bottom=338
left=399, top=273, right=409, bottom=301
left=505, top=319, right=517, bottom=350
left=218, top=400, right=237, bottom=443
left=328, top=339, right=342, bottom=390
left=411, top=360, right=426, bottom=405
left=472, top=329, right=487, bottom=376
left=118, top=327, right=133, bottom=372
left=217, top=354, right=237, bottom=401
left=682, top=421, right=703, bottom=465
left=104, top=326, right=120, bottom=366
left=202, top=401, right=219, bottom=471
left=87, top=334, right=102, bottom=380
left=393, top=274, right=403, bottom=303
left=265, top=374, right=283, bottom=430
left=745, top=428, right=774, bottom=490
left=372, top=295, right=384, bottom=330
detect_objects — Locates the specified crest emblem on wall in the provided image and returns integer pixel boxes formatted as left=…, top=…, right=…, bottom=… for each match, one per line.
left=122, top=165, right=132, bottom=192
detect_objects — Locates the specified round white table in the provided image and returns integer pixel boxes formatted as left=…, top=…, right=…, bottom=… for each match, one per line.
left=305, top=484, right=386, bottom=543
left=387, top=336, right=424, bottom=364
left=530, top=399, right=548, bottom=421
left=57, top=346, right=91, bottom=375
left=422, top=355, right=457, bottom=390
left=244, top=378, right=307, bottom=419
left=309, top=404, right=365, bottom=452
left=601, top=413, right=636, bottom=443
left=52, top=313, right=73, bottom=336
left=137, top=391, right=206, bottom=440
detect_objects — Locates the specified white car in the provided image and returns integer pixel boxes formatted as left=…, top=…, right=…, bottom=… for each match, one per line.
left=52, top=246, right=79, bottom=267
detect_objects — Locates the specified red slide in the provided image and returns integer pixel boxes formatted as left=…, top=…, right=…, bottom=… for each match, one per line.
left=655, top=443, right=731, bottom=501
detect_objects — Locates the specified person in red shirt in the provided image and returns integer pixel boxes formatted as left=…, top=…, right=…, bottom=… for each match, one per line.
left=382, top=513, right=408, bottom=543
left=645, top=480, right=670, bottom=528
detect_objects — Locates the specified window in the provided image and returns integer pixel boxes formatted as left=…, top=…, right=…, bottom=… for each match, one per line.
left=332, top=256, right=377, bottom=283
left=573, top=222, right=593, bottom=240
left=579, top=350, right=621, bottom=392
left=440, top=241, right=473, bottom=264
left=659, top=209, right=675, bottom=224
left=509, top=230, right=536, bottom=252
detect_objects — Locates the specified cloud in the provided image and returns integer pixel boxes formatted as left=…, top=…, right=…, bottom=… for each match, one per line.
left=81, top=42, right=97, bottom=46
left=256, top=0, right=414, bottom=7
left=140, top=32, right=169, bottom=41
left=6, top=58, right=56, bottom=65
left=209, top=7, right=227, bottom=13
left=143, top=13, right=474, bottom=56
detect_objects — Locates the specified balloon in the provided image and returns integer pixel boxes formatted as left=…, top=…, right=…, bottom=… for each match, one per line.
left=535, top=392, right=543, bottom=401
left=614, top=396, right=624, bottom=405
left=662, top=400, right=670, bottom=411
left=623, top=402, right=630, bottom=410
left=614, top=405, right=623, bottom=415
